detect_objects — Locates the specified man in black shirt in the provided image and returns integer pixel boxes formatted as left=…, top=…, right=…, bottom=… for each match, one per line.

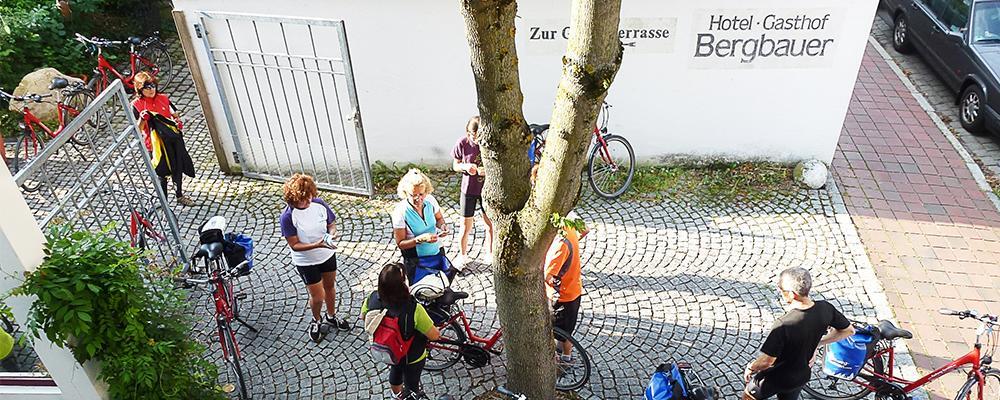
left=743, top=267, right=856, bottom=399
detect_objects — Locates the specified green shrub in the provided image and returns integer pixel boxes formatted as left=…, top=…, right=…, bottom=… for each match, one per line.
left=12, top=224, right=223, bottom=400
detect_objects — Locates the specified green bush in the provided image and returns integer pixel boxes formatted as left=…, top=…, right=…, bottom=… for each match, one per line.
left=12, top=225, right=223, bottom=400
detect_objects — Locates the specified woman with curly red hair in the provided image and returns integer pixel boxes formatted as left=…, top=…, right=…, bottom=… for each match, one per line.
left=280, top=173, right=350, bottom=342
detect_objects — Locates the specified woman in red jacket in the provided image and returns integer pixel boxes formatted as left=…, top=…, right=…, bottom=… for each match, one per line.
left=132, top=72, right=196, bottom=206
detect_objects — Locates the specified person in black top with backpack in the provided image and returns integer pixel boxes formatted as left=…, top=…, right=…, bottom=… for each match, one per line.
left=362, top=263, right=441, bottom=399
left=743, top=267, right=855, bottom=400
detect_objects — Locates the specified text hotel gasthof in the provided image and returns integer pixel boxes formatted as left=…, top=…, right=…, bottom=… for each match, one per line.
left=691, top=9, right=844, bottom=69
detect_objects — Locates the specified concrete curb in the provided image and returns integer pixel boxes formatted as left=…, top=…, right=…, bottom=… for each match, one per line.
left=867, top=36, right=1000, bottom=214
left=826, top=176, right=929, bottom=400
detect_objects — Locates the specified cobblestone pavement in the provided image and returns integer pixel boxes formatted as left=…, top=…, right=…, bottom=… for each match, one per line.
left=832, top=41, right=1000, bottom=399
left=132, top=40, right=893, bottom=399
left=870, top=9, right=1000, bottom=180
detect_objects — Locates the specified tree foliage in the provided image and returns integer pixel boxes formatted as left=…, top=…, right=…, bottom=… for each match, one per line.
left=12, top=225, right=223, bottom=400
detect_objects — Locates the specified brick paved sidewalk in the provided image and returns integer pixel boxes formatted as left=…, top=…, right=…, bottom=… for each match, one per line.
left=833, top=43, right=1000, bottom=399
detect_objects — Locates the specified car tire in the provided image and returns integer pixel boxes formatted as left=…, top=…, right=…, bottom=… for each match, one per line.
left=960, top=85, right=988, bottom=135
left=892, top=13, right=915, bottom=54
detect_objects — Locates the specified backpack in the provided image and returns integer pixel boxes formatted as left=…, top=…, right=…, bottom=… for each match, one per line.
left=644, top=363, right=688, bottom=400
left=823, top=326, right=876, bottom=379
left=364, top=294, right=416, bottom=365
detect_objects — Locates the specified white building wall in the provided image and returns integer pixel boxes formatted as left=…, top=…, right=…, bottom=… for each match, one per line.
left=172, top=0, right=878, bottom=166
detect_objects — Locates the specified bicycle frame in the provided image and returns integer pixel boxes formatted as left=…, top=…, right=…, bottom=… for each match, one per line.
left=92, top=47, right=159, bottom=91
left=211, top=269, right=241, bottom=360
left=860, top=344, right=984, bottom=395
left=431, top=308, right=504, bottom=354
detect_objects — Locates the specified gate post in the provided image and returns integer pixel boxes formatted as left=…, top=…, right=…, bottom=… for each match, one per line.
left=0, top=164, right=105, bottom=399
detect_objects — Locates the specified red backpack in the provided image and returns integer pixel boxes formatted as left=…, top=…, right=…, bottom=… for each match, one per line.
left=364, top=294, right=416, bottom=365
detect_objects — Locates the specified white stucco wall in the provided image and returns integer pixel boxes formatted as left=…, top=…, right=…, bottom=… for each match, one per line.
left=172, top=0, right=878, bottom=166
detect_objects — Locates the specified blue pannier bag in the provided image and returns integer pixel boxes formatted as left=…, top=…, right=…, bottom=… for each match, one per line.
left=823, top=327, right=875, bottom=379
left=412, top=253, right=452, bottom=283
left=223, top=233, right=254, bottom=275
left=644, top=363, right=688, bottom=400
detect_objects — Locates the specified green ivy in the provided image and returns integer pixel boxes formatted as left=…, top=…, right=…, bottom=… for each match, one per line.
left=12, top=224, right=223, bottom=400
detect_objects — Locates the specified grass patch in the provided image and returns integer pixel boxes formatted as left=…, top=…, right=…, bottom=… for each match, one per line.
left=625, top=162, right=796, bottom=202
left=371, top=161, right=459, bottom=199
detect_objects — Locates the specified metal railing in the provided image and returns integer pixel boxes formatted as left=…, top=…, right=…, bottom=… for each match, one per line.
left=11, top=79, right=188, bottom=271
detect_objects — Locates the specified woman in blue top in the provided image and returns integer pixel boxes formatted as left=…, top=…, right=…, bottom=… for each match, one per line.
left=391, top=169, right=450, bottom=282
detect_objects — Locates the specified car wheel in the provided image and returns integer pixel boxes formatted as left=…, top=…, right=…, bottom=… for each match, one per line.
left=893, top=13, right=915, bottom=54
left=960, top=85, right=988, bottom=135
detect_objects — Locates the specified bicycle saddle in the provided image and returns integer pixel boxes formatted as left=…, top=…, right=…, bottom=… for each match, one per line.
left=128, top=36, right=142, bottom=45
left=194, top=242, right=224, bottom=261
left=435, top=290, right=469, bottom=307
left=528, top=123, right=549, bottom=135
left=878, top=320, right=913, bottom=340
left=49, top=77, right=69, bottom=90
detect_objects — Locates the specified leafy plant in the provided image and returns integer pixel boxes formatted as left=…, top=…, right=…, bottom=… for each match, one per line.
left=12, top=224, right=223, bottom=400
left=626, top=161, right=796, bottom=202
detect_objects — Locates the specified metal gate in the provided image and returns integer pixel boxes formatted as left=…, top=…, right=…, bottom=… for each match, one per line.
left=12, top=79, right=188, bottom=271
left=195, top=12, right=373, bottom=196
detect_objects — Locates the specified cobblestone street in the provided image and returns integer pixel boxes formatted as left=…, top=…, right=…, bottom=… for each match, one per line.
left=154, top=40, right=894, bottom=398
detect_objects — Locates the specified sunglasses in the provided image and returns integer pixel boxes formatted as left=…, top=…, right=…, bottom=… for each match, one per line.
left=141, top=83, right=157, bottom=90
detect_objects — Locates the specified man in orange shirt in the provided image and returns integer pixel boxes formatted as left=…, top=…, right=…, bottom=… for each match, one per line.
left=544, top=225, right=583, bottom=362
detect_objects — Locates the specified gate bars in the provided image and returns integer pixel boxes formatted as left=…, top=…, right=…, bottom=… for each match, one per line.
left=196, top=12, right=373, bottom=196
left=12, top=79, right=188, bottom=272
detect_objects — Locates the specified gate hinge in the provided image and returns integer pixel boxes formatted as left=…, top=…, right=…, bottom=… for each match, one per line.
left=194, top=24, right=205, bottom=38
left=231, top=151, right=241, bottom=164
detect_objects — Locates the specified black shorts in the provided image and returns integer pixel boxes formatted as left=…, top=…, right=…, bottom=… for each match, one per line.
left=745, top=375, right=803, bottom=400
left=553, top=296, right=582, bottom=337
left=295, top=255, right=337, bottom=286
left=459, top=194, right=485, bottom=218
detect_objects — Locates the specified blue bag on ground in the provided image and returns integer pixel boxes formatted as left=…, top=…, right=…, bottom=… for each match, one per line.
left=823, top=327, right=875, bottom=379
left=644, top=363, right=688, bottom=400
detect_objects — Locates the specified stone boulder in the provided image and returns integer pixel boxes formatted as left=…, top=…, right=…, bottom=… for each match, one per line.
left=8, top=68, right=84, bottom=122
left=794, top=159, right=829, bottom=190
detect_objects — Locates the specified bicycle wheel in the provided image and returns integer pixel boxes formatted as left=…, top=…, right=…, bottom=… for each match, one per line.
left=587, top=134, right=635, bottom=199
left=424, top=321, right=467, bottom=372
left=86, top=71, right=107, bottom=95
left=553, top=327, right=591, bottom=391
left=955, top=369, right=1000, bottom=400
left=12, top=134, right=42, bottom=193
left=219, top=321, right=249, bottom=399
left=802, top=344, right=884, bottom=400
left=139, top=45, right=173, bottom=89
left=62, top=90, right=99, bottom=146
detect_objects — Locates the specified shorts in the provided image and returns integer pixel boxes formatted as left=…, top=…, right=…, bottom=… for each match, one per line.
left=552, top=296, right=582, bottom=337
left=295, top=255, right=337, bottom=286
left=745, top=375, right=803, bottom=400
left=459, top=194, right=485, bottom=218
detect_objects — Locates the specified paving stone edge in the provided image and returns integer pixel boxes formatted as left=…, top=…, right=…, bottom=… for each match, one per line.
left=866, top=36, right=1000, bottom=213
left=827, top=176, right=930, bottom=400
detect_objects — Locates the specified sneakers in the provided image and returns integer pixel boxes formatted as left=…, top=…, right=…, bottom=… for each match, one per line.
left=323, top=314, right=351, bottom=332
left=452, top=254, right=467, bottom=272
left=481, top=252, right=493, bottom=265
left=177, top=195, right=195, bottom=206
left=308, top=319, right=323, bottom=343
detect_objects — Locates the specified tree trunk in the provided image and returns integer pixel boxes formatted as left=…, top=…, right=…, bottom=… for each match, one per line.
left=460, top=1, right=622, bottom=398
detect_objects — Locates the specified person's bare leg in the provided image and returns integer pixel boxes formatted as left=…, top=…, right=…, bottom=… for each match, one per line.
left=306, top=283, right=324, bottom=321
left=459, top=216, right=474, bottom=256
left=320, top=271, right=336, bottom=317
left=482, top=211, right=494, bottom=259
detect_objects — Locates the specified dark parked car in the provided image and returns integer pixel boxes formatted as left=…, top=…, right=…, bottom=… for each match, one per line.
left=883, top=0, right=1000, bottom=134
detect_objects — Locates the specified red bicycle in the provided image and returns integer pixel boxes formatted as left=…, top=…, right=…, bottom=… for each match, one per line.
left=75, top=32, right=173, bottom=94
left=805, top=309, right=999, bottom=400
left=175, top=217, right=256, bottom=399
left=530, top=101, right=636, bottom=199
left=2, top=78, right=99, bottom=192
left=423, top=289, right=592, bottom=391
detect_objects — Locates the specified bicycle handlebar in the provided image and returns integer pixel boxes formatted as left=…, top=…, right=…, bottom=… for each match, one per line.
left=0, top=90, right=52, bottom=103
left=940, top=308, right=999, bottom=323
left=75, top=33, right=123, bottom=47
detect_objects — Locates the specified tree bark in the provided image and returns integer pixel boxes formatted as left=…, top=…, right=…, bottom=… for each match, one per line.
left=460, top=1, right=622, bottom=398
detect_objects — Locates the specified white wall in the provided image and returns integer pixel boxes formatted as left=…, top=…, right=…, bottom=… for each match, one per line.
left=172, top=0, right=878, bottom=166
